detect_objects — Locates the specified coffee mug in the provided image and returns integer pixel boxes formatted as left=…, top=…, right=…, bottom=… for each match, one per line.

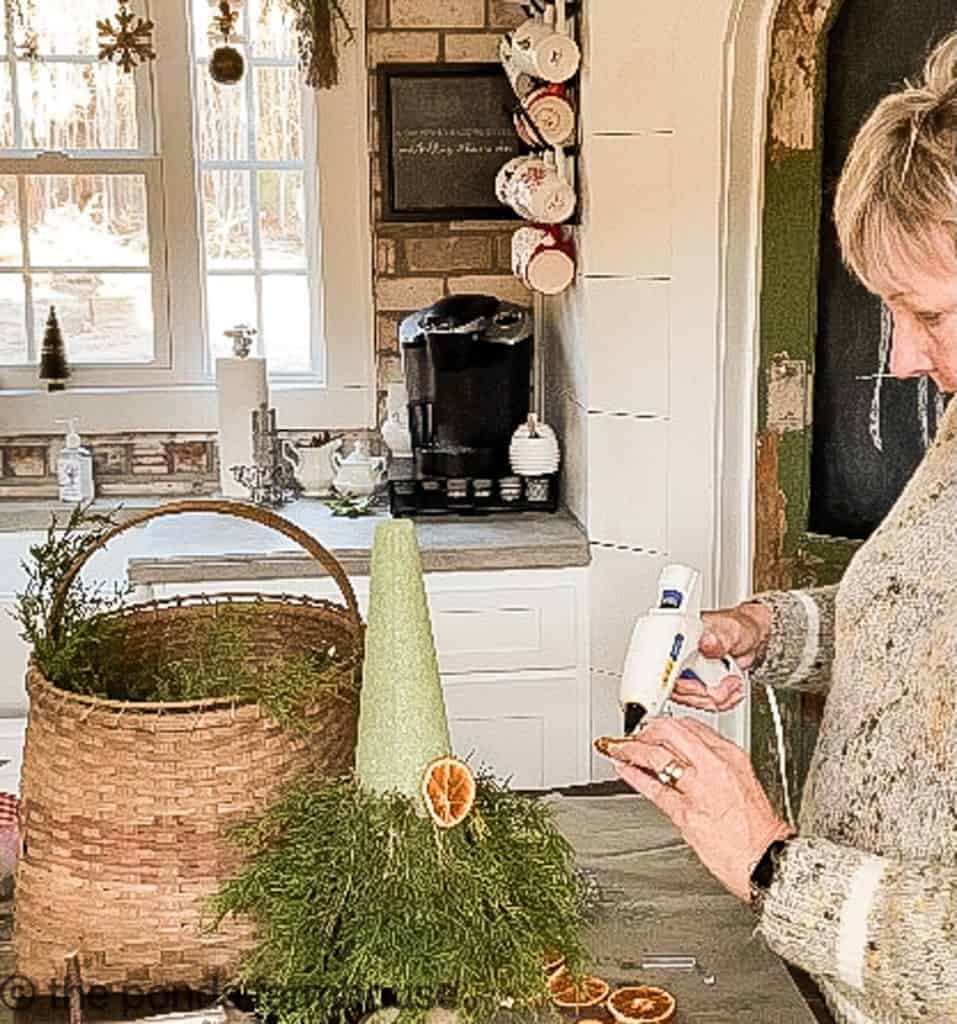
left=499, top=34, right=536, bottom=99
left=498, top=154, right=576, bottom=224
left=514, top=84, right=576, bottom=148
left=495, top=154, right=535, bottom=206
left=507, top=16, right=580, bottom=83
left=512, top=225, right=575, bottom=295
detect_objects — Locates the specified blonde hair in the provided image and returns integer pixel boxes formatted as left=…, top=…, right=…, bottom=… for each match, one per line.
left=834, top=29, right=957, bottom=291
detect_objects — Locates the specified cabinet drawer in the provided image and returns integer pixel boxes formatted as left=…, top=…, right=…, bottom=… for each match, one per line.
left=430, top=585, right=578, bottom=675
left=155, top=577, right=582, bottom=676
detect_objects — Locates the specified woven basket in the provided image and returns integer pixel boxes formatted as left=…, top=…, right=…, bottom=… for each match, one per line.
left=13, top=500, right=364, bottom=994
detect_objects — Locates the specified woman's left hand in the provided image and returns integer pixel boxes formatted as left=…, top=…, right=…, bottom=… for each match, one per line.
left=604, top=717, right=794, bottom=901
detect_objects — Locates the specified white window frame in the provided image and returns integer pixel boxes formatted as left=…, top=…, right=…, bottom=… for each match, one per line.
left=0, top=0, right=374, bottom=432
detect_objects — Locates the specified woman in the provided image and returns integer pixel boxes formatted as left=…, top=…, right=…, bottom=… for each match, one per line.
left=602, top=29, right=957, bottom=1024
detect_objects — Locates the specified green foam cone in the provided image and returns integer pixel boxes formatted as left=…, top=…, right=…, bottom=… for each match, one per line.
left=355, top=519, right=451, bottom=808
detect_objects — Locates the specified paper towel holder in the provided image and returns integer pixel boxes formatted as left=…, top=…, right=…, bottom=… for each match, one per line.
left=223, top=323, right=258, bottom=358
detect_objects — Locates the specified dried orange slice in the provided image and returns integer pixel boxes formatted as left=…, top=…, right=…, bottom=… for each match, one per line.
left=421, top=756, right=476, bottom=828
left=543, top=949, right=566, bottom=975
left=607, top=986, right=676, bottom=1024
left=547, top=968, right=610, bottom=1009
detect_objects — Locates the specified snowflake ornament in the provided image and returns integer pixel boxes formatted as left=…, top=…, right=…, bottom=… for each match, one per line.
left=97, top=0, right=156, bottom=74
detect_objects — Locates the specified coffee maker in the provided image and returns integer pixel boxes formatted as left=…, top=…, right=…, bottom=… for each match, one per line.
left=388, top=294, right=558, bottom=516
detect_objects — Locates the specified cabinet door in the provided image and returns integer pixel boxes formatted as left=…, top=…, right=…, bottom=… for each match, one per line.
left=443, top=672, right=588, bottom=789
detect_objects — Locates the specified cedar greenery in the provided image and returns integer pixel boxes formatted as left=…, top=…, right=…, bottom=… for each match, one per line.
left=211, top=772, right=590, bottom=1024
left=14, top=503, right=356, bottom=728
left=13, top=502, right=131, bottom=696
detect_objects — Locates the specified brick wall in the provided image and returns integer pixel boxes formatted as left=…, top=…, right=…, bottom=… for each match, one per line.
left=367, top=0, right=532, bottom=423
left=0, top=429, right=376, bottom=498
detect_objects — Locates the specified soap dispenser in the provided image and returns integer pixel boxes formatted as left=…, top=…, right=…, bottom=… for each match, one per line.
left=56, top=417, right=95, bottom=502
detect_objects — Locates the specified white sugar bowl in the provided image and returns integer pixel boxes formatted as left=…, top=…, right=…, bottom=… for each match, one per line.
left=509, top=414, right=561, bottom=476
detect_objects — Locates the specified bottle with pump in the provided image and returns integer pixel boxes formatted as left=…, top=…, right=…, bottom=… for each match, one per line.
left=56, top=418, right=95, bottom=503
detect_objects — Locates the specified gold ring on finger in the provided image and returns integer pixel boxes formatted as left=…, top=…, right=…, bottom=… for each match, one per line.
left=656, top=758, right=690, bottom=789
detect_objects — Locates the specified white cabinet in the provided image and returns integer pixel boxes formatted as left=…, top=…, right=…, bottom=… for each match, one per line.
left=0, top=523, right=592, bottom=791
left=149, top=567, right=592, bottom=789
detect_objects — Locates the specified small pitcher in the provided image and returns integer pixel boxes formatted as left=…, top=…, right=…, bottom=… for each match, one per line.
left=283, top=437, right=343, bottom=497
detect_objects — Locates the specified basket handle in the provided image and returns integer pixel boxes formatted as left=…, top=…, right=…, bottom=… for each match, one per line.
left=49, top=500, right=362, bottom=634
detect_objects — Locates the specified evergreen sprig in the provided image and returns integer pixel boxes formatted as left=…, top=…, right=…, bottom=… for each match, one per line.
left=211, top=772, right=590, bottom=1024
left=12, top=501, right=130, bottom=696
left=13, top=503, right=358, bottom=727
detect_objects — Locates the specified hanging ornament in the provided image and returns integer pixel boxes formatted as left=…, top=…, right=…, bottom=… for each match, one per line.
left=97, top=0, right=156, bottom=74
left=209, top=0, right=245, bottom=86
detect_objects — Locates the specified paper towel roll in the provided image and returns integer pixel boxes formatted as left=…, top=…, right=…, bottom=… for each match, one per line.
left=216, top=356, right=268, bottom=497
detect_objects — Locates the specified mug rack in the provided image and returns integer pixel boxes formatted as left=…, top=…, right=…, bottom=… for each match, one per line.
left=498, top=0, right=580, bottom=295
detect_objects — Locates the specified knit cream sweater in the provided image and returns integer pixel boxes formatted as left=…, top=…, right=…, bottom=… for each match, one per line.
left=750, top=398, right=957, bottom=1024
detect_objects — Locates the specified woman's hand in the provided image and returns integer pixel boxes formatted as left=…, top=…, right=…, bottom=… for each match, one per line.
left=670, top=601, right=772, bottom=713
left=602, top=717, right=793, bottom=901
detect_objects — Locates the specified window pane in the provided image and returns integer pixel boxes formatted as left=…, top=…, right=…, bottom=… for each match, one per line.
left=202, top=170, right=253, bottom=269
left=26, top=175, right=149, bottom=267
left=29, top=0, right=122, bottom=56
left=18, top=62, right=139, bottom=150
left=32, top=272, right=153, bottom=362
left=250, top=0, right=297, bottom=59
left=0, top=177, right=20, bottom=266
left=255, top=68, right=302, bottom=160
left=259, top=171, right=305, bottom=269
left=0, top=275, right=27, bottom=363
left=207, top=275, right=257, bottom=361
left=197, top=73, right=249, bottom=161
left=262, top=275, right=310, bottom=373
left=0, top=67, right=12, bottom=147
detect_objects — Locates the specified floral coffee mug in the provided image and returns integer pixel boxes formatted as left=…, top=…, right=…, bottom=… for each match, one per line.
left=496, top=153, right=576, bottom=224
left=512, top=225, right=575, bottom=295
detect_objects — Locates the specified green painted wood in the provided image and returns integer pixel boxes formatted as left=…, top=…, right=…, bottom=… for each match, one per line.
left=752, top=6, right=866, bottom=816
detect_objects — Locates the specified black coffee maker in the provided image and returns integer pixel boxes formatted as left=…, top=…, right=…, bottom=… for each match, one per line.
left=388, top=294, right=557, bottom=515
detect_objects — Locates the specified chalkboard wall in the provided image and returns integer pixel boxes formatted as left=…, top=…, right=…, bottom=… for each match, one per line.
left=809, top=1, right=954, bottom=539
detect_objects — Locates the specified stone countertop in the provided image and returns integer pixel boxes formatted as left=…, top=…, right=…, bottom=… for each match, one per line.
left=0, top=496, right=590, bottom=583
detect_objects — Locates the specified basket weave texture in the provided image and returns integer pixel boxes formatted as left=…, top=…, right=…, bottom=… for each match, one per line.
left=13, top=501, right=364, bottom=993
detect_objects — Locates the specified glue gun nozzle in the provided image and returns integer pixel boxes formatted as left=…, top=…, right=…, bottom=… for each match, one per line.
left=623, top=702, right=647, bottom=736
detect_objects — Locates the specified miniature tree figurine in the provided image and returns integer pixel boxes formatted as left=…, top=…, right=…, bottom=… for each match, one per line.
left=213, top=520, right=590, bottom=1024
left=38, top=306, right=69, bottom=393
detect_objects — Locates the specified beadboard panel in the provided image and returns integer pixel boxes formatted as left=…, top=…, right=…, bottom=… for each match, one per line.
left=586, top=413, right=668, bottom=551
left=582, top=278, right=670, bottom=417
left=581, top=0, right=681, bottom=133
left=579, top=134, right=674, bottom=277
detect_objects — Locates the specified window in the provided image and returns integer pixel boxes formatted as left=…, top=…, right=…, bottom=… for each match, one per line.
left=193, top=0, right=316, bottom=374
left=0, top=0, right=372, bottom=430
left=0, top=0, right=164, bottom=369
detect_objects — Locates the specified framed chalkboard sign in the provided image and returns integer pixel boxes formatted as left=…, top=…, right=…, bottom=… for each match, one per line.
left=378, top=63, right=522, bottom=222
